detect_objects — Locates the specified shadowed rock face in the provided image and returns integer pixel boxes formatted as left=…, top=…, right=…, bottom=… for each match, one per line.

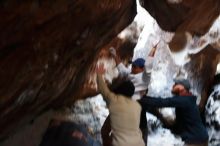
left=185, top=45, right=220, bottom=110
left=0, top=0, right=136, bottom=139
left=142, top=0, right=220, bottom=34
left=0, top=0, right=220, bottom=141
left=141, top=0, right=220, bottom=51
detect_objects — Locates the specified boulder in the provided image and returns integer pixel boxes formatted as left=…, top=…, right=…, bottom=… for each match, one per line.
left=0, top=0, right=136, bottom=140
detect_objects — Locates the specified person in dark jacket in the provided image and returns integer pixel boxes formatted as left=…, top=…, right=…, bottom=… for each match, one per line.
left=138, top=78, right=209, bottom=146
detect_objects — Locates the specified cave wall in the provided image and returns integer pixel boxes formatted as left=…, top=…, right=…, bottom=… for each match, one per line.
left=185, top=45, right=220, bottom=110
left=1, top=0, right=220, bottom=141
left=142, top=0, right=220, bottom=34
left=0, top=0, right=136, bottom=140
left=141, top=0, right=220, bottom=51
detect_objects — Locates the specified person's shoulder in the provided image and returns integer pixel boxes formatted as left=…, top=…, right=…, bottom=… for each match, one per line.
left=187, top=95, right=197, bottom=102
left=116, top=94, right=131, bottom=102
left=132, top=100, right=142, bottom=109
left=182, top=95, right=196, bottom=100
left=178, top=95, right=196, bottom=104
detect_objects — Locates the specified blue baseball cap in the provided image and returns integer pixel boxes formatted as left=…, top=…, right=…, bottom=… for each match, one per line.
left=132, top=58, right=145, bottom=68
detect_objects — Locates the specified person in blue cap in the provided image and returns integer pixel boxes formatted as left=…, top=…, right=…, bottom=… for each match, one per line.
left=110, top=47, right=156, bottom=100
left=138, top=78, right=209, bottom=146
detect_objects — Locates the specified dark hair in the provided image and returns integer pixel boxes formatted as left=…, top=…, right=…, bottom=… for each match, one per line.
left=112, top=80, right=135, bottom=97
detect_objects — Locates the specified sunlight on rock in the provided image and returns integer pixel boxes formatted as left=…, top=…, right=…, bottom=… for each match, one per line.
left=216, top=63, right=220, bottom=74
left=170, top=15, right=220, bottom=66
left=188, top=15, right=220, bottom=54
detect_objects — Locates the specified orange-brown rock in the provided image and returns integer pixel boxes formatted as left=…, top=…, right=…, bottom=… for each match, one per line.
left=185, top=45, right=220, bottom=111
left=141, top=0, right=220, bottom=51
left=0, top=0, right=136, bottom=140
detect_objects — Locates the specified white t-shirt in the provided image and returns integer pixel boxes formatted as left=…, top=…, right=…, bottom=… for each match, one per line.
left=117, top=56, right=153, bottom=100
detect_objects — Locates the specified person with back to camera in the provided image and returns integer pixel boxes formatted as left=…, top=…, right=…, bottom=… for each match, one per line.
left=96, top=63, right=145, bottom=146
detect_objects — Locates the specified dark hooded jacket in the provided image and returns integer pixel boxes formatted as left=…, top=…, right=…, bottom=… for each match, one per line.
left=138, top=95, right=209, bottom=144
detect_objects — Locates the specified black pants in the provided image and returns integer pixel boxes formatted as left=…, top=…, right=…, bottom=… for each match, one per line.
left=140, top=108, right=148, bottom=145
left=140, top=108, right=148, bottom=129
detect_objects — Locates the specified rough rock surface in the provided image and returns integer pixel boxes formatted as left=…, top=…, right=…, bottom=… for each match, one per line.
left=1, top=0, right=220, bottom=142
left=0, top=0, right=136, bottom=140
left=141, top=0, right=220, bottom=51
left=186, top=46, right=220, bottom=109
left=142, top=0, right=220, bottom=33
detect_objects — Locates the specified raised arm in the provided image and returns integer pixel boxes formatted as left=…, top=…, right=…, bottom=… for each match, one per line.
left=148, top=42, right=158, bottom=57
left=96, top=63, right=116, bottom=103
left=142, top=43, right=158, bottom=82
left=142, top=56, right=154, bottom=83
left=109, top=47, right=130, bottom=77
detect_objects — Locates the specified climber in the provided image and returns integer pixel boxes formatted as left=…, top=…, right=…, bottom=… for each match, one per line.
left=110, top=45, right=157, bottom=100
left=138, top=78, right=209, bottom=146
left=96, top=63, right=145, bottom=146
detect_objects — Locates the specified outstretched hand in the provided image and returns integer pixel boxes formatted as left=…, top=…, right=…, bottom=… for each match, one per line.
left=148, top=42, right=159, bottom=57
left=96, top=63, right=106, bottom=75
